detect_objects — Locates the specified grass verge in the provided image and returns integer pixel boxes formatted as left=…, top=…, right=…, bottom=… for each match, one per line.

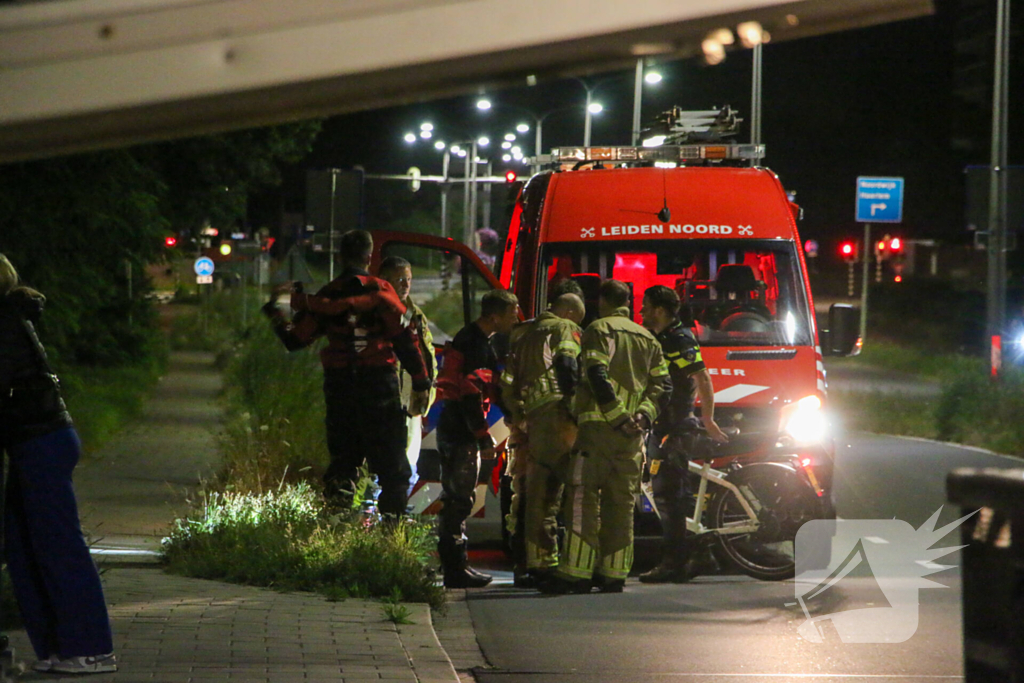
left=162, top=482, right=445, bottom=610
left=828, top=341, right=1024, bottom=457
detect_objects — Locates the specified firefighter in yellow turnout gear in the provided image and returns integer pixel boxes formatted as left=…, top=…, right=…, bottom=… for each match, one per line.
left=500, top=294, right=586, bottom=585
left=542, top=280, right=670, bottom=594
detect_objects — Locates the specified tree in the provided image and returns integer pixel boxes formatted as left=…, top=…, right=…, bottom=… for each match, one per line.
left=0, top=121, right=322, bottom=365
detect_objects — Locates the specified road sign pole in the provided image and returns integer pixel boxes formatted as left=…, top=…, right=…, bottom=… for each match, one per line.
left=860, top=223, right=871, bottom=342
left=986, top=0, right=1011, bottom=379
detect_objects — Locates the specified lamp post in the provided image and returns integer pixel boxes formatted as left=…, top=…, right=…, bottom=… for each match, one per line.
left=632, top=61, right=662, bottom=146
left=575, top=67, right=660, bottom=147
left=573, top=78, right=612, bottom=146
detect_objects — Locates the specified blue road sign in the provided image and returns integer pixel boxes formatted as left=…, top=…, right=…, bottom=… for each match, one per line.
left=856, top=177, right=904, bottom=223
left=194, top=257, right=215, bottom=277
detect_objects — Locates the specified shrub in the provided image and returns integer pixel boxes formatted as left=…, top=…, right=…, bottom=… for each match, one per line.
left=162, top=483, right=444, bottom=609
left=216, top=323, right=328, bottom=493
left=936, top=369, right=1024, bottom=455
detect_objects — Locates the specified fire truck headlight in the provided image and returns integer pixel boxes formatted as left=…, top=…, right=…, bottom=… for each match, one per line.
left=779, top=395, right=827, bottom=445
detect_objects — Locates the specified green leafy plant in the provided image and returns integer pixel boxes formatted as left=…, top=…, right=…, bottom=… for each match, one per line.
left=161, top=482, right=445, bottom=609
left=381, top=589, right=414, bottom=626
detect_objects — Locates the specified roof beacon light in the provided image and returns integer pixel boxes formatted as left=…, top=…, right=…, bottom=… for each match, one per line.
left=528, top=107, right=764, bottom=169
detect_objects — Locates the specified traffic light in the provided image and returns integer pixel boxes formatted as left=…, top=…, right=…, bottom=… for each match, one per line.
left=164, top=236, right=178, bottom=248
left=219, top=243, right=232, bottom=256
left=889, top=237, right=902, bottom=253
left=839, top=241, right=858, bottom=263
left=505, top=170, right=517, bottom=183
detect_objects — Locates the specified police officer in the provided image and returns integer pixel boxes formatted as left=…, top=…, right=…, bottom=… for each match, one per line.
left=542, top=279, right=670, bottom=594
left=262, top=230, right=431, bottom=516
left=639, top=285, right=728, bottom=583
left=500, top=293, right=585, bottom=586
left=379, top=256, right=436, bottom=492
left=435, top=289, right=519, bottom=588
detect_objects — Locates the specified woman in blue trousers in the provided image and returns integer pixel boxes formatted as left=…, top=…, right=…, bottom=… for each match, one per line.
left=0, top=254, right=116, bottom=675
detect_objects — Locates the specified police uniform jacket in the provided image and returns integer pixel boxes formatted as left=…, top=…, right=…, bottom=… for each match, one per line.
left=654, top=320, right=706, bottom=439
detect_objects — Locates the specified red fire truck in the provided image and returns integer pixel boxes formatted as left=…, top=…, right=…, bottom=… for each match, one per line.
left=370, top=123, right=860, bottom=546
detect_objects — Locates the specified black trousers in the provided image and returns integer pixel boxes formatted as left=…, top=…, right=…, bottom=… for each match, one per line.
left=323, top=368, right=410, bottom=516
left=435, top=434, right=481, bottom=571
left=649, top=435, right=695, bottom=567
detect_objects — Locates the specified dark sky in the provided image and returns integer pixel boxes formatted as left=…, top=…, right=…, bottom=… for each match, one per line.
left=273, top=0, right=1020, bottom=250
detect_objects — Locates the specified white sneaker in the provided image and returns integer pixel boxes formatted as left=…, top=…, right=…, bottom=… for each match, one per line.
left=33, top=656, right=58, bottom=673
left=50, top=653, right=118, bottom=674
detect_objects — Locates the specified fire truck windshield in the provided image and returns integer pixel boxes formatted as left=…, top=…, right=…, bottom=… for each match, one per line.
left=540, top=239, right=813, bottom=347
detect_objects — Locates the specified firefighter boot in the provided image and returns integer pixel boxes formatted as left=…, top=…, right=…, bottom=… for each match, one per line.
left=590, top=574, right=625, bottom=593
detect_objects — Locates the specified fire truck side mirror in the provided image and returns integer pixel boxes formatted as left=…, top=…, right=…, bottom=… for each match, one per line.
left=823, top=303, right=861, bottom=357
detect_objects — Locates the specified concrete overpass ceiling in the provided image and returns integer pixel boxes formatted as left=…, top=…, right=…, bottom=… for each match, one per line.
left=0, top=0, right=932, bottom=163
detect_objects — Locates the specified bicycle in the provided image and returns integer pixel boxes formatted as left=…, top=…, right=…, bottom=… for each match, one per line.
left=642, top=428, right=828, bottom=581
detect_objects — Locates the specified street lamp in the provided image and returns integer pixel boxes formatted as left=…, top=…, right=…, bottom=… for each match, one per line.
left=631, top=61, right=662, bottom=145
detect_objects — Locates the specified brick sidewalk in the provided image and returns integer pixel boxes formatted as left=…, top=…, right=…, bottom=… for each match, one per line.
left=8, top=569, right=458, bottom=682
left=2, top=348, right=461, bottom=682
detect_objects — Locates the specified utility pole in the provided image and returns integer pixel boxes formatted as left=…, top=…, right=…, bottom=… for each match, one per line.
left=462, top=149, right=471, bottom=246
left=986, top=0, right=1011, bottom=378
left=584, top=89, right=593, bottom=146
left=328, top=169, right=337, bottom=281
left=466, top=140, right=479, bottom=247
left=482, top=160, right=493, bottom=233
left=440, top=151, right=450, bottom=239
left=534, top=119, right=543, bottom=173
left=751, top=43, right=763, bottom=146
left=631, top=59, right=644, bottom=146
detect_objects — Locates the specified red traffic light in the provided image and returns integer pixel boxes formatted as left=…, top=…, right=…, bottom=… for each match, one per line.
left=839, top=241, right=857, bottom=262
left=164, top=236, right=178, bottom=248
left=889, top=237, right=902, bottom=252
left=504, top=170, right=517, bottom=183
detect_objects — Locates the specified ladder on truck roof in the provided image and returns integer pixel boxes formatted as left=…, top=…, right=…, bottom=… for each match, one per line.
left=531, top=105, right=765, bottom=170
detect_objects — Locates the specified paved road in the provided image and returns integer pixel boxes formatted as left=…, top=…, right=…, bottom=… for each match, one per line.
left=464, top=432, right=1020, bottom=682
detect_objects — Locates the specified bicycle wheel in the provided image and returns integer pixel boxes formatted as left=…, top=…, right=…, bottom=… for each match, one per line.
left=709, top=464, right=821, bottom=581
